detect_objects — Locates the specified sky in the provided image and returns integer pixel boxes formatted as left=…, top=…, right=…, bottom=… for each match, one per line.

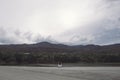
left=0, top=0, right=120, bottom=45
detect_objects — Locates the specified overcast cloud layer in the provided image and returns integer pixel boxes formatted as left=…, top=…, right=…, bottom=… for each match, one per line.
left=0, top=0, right=120, bottom=45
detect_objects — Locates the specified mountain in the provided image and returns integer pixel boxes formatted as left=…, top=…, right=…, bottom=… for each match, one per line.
left=0, top=42, right=120, bottom=64
left=33, top=42, right=68, bottom=48
left=0, top=42, right=120, bottom=54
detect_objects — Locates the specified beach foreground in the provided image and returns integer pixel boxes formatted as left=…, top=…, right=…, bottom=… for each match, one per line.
left=0, top=66, right=120, bottom=80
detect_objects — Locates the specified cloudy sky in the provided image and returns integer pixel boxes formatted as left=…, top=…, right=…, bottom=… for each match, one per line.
left=0, top=0, right=120, bottom=45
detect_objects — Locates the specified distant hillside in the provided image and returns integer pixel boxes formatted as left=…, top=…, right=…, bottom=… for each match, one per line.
left=0, top=42, right=120, bottom=64
left=0, top=42, right=120, bottom=54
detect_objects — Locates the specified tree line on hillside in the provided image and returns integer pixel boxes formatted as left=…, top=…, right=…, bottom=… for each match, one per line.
left=0, top=51, right=120, bottom=65
left=0, top=42, right=120, bottom=65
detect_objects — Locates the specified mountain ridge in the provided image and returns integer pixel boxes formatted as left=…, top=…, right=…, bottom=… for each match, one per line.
left=0, top=42, right=120, bottom=54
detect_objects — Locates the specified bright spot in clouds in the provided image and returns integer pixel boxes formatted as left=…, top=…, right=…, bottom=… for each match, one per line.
left=24, top=0, right=103, bottom=36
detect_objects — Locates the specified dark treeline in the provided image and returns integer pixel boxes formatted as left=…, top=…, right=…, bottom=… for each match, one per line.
left=0, top=42, right=120, bottom=65
left=0, top=52, right=120, bottom=65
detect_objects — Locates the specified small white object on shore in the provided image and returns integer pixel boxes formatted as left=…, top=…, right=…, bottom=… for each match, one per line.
left=58, top=62, right=62, bottom=68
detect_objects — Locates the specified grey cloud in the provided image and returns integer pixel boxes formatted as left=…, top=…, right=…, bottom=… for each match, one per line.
left=106, top=0, right=119, bottom=2
left=0, top=26, right=54, bottom=44
left=0, top=27, right=18, bottom=44
left=93, top=28, right=120, bottom=45
left=60, top=26, right=120, bottom=45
